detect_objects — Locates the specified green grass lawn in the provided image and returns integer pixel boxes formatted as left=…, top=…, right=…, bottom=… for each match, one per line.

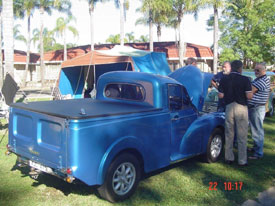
left=0, top=116, right=274, bottom=206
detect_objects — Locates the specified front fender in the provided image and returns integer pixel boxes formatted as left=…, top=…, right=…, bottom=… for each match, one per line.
left=97, top=136, right=145, bottom=185
left=179, top=112, right=225, bottom=154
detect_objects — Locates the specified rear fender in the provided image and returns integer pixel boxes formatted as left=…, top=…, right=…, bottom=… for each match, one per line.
left=97, top=136, right=145, bottom=185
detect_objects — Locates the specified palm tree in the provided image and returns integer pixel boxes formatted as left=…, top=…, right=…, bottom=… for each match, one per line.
left=137, top=35, right=149, bottom=43
left=2, top=0, right=14, bottom=78
left=171, top=0, right=201, bottom=67
left=105, top=34, right=128, bottom=44
left=137, top=0, right=171, bottom=43
left=85, top=0, right=105, bottom=51
left=0, top=0, right=3, bottom=86
left=13, top=24, right=26, bottom=43
left=126, top=32, right=135, bottom=43
left=35, top=0, right=71, bottom=86
left=14, top=0, right=36, bottom=86
left=106, top=34, right=120, bottom=44
left=205, top=0, right=228, bottom=74
left=166, top=16, right=179, bottom=43
left=53, top=16, right=79, bottom=61
left=32, top=28, right=56, bottom=52
left=138, top=0, right=153, bottom=51
left=110, top=0, right=129, bottom=46
left=138, top=0, right=171, bottom=51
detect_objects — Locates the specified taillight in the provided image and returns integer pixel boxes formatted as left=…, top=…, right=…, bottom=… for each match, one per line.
left=5, top=144, right=11, bottom=155
left=66, top=168, right=72, bottom=175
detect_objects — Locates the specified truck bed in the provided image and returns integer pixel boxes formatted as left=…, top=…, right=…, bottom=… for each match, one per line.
left=11, top=99, right=159, bottom=120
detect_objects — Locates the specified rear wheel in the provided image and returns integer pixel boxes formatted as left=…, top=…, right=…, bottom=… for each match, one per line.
left=97, top=153, right=140, bottom=203
left=204, top=128, right=224, bottom=163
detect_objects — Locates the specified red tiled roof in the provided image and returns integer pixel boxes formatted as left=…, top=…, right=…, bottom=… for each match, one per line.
left=12, top=41, right=213, bottom=63
left=2, top=50, right=40, bottom=63
left=42, top=41, right=213, bottom=62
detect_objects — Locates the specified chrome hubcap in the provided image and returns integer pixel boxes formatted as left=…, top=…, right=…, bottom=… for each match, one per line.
left=210, top=135, right=222, bottom=158
left=112, top=162, right=136, bottom=196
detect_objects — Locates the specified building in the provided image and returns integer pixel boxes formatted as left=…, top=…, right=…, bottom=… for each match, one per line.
left=9, top=41, right=213, bottom=86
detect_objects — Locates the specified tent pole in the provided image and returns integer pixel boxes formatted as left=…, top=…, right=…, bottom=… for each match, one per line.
left=90, top=65, right=96, bottom=98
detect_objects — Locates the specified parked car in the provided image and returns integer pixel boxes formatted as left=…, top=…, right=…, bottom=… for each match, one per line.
left=7, top=67, right=225, bottom=202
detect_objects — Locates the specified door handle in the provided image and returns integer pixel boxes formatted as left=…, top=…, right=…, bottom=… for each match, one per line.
left=172, top=115, right=179, bottom=121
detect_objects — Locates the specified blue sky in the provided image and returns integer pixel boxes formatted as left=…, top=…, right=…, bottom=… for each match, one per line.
left=15, top=1, right=213, bottom=52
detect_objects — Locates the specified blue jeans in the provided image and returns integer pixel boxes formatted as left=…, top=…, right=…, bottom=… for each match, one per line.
left=248, top=105, right=266, bottom=157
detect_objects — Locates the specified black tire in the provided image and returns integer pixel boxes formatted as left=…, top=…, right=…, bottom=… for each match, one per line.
left=204, top=128, right=224, bottom=163
left=97, top=153, right=140, bottom=203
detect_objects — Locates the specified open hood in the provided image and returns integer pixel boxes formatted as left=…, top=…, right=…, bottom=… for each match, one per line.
left=168, top=65, right=213, bottom=111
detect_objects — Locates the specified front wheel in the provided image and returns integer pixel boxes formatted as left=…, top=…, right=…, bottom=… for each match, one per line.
left=204, top=128, right=224, bottom=163
left=97, top=153, right=140, bottom=203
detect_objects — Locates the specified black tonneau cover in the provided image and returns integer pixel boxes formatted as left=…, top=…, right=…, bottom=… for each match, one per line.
left=11, top=99, right=160, bottom=120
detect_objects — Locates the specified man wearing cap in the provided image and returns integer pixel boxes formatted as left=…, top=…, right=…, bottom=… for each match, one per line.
left=248, top=63, right=270, bottom=159
left=218, top=60, right=252, bottom=166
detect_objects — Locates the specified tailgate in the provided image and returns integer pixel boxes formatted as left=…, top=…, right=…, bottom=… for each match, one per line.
left=8, top=107, right=67, bottom=169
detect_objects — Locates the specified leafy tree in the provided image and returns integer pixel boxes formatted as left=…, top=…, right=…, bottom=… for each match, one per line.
left=53, top=16, right=79, bottom=61
left=125, top=32, right=135, bottom=43
left=32, top=28, right=56, bottom=52
left=219, top=0, right=275, bottom=67
left=51, top=42, right=77, bottom=51
left=136, top=35, right=149, bottom=43
left=106, top=34, right=128, bottom=44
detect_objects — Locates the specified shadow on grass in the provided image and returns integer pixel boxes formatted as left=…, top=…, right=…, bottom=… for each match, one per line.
left=10, top=156, right=201, bottom=204
left=9, top=150, right=275, bottom=205
left=264, top=116, right=275, bottom=124
left=0, top=121, right=8, bottom=130
left=12, top=164, right=98, bottom=197
left=177, top=152, right=275, bottom=206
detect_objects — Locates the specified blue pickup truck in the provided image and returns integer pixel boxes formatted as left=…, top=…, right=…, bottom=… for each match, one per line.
left=7, top=66, right=225, bottom=202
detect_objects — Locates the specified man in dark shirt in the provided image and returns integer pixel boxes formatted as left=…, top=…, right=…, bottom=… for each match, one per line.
left=218, top=60, right=252, bottom=166
left=212, top=61, right=231, bottom=112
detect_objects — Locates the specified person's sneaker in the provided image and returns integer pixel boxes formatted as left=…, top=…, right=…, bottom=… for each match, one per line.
left=248, top=156, right=262, bottom=160
left=225, top=160, right=234, bottom=165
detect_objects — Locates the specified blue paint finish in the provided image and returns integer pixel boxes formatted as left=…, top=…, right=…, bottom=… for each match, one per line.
left=9, top=108, right=67, bottom=169
left=8, top=70, right=225, bottom=187
left=59, top=67, right=85, bottom=98
left=169, top=66, right=214, bottom=111
left=132, top=52, right=171, bottom=76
